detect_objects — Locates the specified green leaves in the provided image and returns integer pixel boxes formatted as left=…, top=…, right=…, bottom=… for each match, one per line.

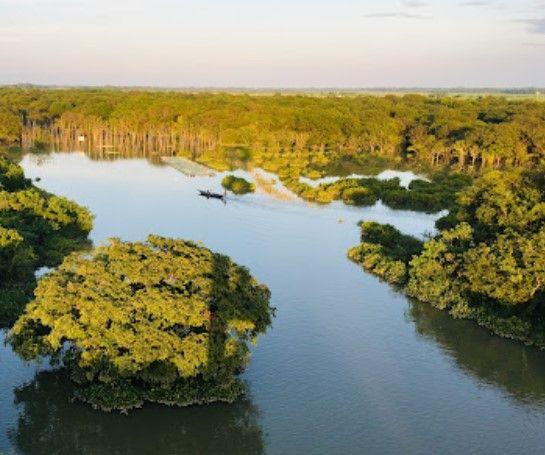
left=457, top=169, right=545, bottom=238
left=0, top=157, right=93, bottom=326
left=407, top=223, right=473, bottom=311
left=464, top=230, right=545, bottom=305
left=0, top=156, right=31, bottom=191
left=221, top=175, right=255, bottom=194
left=0, top=109, right=22, bottom=146
left=409, top=168, right=545, bottom=313
left=4, top=88, right=545, bottom=176
left=348, top=222, right=423, bottom=285
left=351, top=167, right=545, bottom=348
left=9, top=236, right=273, bottom=412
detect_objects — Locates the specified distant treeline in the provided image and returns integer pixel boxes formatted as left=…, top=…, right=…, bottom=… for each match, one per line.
left=1, top=88, right=545, bottom=173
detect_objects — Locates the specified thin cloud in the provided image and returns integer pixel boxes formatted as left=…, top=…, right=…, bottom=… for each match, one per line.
left=363, top=12, right=431, bottom=19
left=517, top=18, right=545, bottom=34
left=458, top=1, right=511, bottom=11
left=402, top=0, right=429, bottom=7
left=0, top=0, right=75, bottom=4
left=459, top=1, right=490, bottom=6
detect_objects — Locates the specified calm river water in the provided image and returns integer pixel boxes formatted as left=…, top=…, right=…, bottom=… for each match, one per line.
left=2, top=152, right=545, bottom=454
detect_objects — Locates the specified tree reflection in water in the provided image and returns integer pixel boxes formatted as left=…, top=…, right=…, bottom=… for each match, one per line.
left=9, top=371, right=265, bottom=455
left=409, top=299, right=545, bottom=406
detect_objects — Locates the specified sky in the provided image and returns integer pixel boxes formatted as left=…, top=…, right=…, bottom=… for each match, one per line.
left=0, top=0, right=544, bottom=88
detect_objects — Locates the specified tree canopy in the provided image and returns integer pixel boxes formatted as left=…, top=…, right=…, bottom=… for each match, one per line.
left=0, top=156, right=92, bottom=325
left=2, top=88, right=545, bottom=176
left=350, top=167, right=545, bottom=347
left=286, top=172, right=471, bottom=211
left=9, top=236, right=274, bottom=412
left=221, top=175, right=255, bottom=195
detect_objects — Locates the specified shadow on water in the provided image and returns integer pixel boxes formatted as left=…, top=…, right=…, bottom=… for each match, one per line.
left=205, top=253, right=233, bottom=394
left=207, top=251, right=273, bottom=387
left=9, top=370, right=265, bottom=455
left=408, top=299, right=545, bottom=407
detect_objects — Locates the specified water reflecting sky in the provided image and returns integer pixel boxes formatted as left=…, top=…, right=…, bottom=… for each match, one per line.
left=2, top=152, right=545, bottom=454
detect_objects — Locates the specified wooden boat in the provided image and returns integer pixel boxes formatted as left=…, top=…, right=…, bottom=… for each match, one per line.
left=198, top=190, right=226, bottom=200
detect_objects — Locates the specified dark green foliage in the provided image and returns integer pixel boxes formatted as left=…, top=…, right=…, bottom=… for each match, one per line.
left=286, top=172, right=471, bottom=213
left=9, top=236, right=274, bottom=412
left=381, top=173, right=472, bottom=212
left=0, top=226, right=35, bottom=279
left=358, top=221, right=424, bottom=261
left=0, top=157, right=92, bottom=326
left=348, top=243, right=408, bottom=285
left=75, top=375, right=245, bottom=412
left=351, top=167, right=545, bottom=348
left=0, top=156, right=31, bottom=191
left=341, top=187, right=377, bottom=206
left=407, top=223, right=474, bottom=311
left=221, top=175, right=255, bottom=195
left=435, top=211, right=459, bottom=230
left=348, top=222, right=423, bottom=284
left=0, top=109, right=22, bottom=146
left=0, top=279, right=37, bottom=328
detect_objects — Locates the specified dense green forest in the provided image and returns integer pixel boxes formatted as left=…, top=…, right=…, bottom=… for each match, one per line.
left=0, top=157, right=92, bottom=326
left=1, top=88, right=544, bottom=176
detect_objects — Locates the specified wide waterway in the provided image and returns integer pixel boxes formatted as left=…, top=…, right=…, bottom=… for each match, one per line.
left=2, top=152, right=545, bottom=454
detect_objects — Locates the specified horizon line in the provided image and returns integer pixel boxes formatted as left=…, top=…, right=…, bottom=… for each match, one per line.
left=1, top=83, right=544, bottom=94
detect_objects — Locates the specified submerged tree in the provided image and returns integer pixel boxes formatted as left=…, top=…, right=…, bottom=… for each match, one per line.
left=2, top=87, right=545, bottom=177
left=9, top=236, right=274, bottom=412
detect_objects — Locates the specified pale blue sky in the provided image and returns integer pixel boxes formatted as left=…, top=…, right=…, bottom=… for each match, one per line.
left=0, top=0, right=544, bottom=87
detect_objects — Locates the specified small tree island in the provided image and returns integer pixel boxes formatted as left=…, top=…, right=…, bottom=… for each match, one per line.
left=9, top=235, right=274, bottom=412
left=221, top=175, right=255, bottom=195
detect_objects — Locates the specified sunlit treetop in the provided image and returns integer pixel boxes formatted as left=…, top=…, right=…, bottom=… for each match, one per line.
left=10, top=236, right=274, bottom=411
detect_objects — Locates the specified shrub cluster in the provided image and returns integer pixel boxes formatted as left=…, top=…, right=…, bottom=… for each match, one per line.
left=221, top=175, right=255, bottom=195
left=283, top=172, right=471, bottom=213
left=348, top=222, right=423, bottom=284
